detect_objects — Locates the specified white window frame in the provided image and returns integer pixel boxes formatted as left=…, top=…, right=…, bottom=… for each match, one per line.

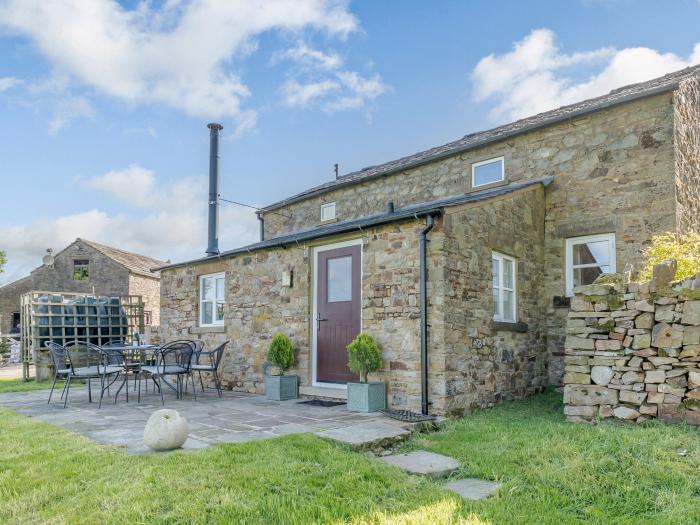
left=320, top=202, right=336, bottom=222
left=565, top=233, right=616, bottom=296
left=199, top=272, right=225, bottom=327
left=492, top=251, right=517, bottom=323
left=471, top=156, right=505, bottom=188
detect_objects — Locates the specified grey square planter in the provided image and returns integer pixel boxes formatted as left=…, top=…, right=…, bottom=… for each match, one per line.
left=265, top=374, right=298, bottom=401
left=347, top=381, right=386, bottom=412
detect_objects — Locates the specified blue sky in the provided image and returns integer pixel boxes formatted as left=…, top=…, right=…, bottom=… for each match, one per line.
left=1, top=0, right=699, bottom=284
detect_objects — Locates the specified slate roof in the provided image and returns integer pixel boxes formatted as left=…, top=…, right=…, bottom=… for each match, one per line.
left=78, top=239, right=166, bottom=278
left=157, top=176, right=552, bottom=271
left=261, top=64, right=700, bottom=212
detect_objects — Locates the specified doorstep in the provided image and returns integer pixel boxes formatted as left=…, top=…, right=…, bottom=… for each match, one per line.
left=299, top=385, right=347, bottom=400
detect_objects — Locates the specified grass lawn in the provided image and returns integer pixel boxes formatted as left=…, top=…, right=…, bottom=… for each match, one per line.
left=0, top=390, right=698, bottom=524
left=0, top=378, right=57, bottom=394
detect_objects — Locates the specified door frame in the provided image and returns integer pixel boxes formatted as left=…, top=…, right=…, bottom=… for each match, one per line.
left=311, top=238, right=363, bottom=388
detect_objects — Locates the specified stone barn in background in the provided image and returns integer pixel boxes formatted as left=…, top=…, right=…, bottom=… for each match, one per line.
left=0, top=238, right=165, bottom=335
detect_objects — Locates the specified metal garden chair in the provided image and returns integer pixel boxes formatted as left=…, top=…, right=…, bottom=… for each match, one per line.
left=63, top=341, right=123, bottom=408
left=44, top=341, right=71, bottom=404
left=191, top=341, right=229, bottom=397
left=138, top=340, right=196, bottom=406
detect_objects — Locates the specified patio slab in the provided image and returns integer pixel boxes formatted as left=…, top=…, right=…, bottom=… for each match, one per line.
left=444, top=478, right=501, bottom=500
left=314, top=420, right=411, bottom=449
left=380, top=450, right=460, bottom=478
left=0, top=385, right=394, bottom=454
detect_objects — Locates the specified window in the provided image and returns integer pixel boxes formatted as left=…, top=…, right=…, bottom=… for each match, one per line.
left=472, top=157, right=505, bottom=188
left=321, top=202, right=336, bottom=222
left=565, top=233, right=616, bottom=296
left=144, top=311, right=152, bottom=326
left=73, top=259, right=89, bottom=281
left=492, top=252, right=516, bottom=322
left=199, top=272, right=225, bottom=326
left=327, top=256, right=352, bottom=302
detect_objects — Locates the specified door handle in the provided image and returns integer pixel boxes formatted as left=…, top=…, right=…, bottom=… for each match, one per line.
left=316, top=312, right=328, bottom=332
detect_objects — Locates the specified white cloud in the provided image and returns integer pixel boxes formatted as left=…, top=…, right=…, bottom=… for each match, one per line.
left=88, top=165, right=156, bottom=207
left=0, top=0, right=360, bottom=134
left=471, top=28, right=700, bottom=123
left=0, top=76, right=20, bottom=92
left=47, top=95, right=95, bottom=135
left=0, top=166, right=259, bottom=286
left=279, top=42, right=387, bottom=111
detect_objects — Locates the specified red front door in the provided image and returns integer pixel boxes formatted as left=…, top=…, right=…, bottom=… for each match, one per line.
left=316, top=244, right=361, bottom=384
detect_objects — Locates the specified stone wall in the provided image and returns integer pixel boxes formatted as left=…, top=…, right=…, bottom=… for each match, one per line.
left=261, top=92, right=681, bottom=385
left=161, top=187, right=551, bottom=414
left=128, top=274, right=161, bottom=326
left=674, top=75, right=700, bottom=234
left=436, top=185, right=548, bottom=414
left=160, top=221, right=430, bottom=410
left=563, top=273, right=700, bottom=425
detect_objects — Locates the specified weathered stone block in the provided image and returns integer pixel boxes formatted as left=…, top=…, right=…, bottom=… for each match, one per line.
left=679, top=345, right=700, bottom=359
left=619, top=390, right=647, bottom=405
left=574, top=284, right=616, bottom=296
left=688, top=371, right=700, bottom=389
left=613, top=406, right=640, bottom=420
left=645, top=370, right=666, bottom=383
left=565, top=336, right=594, bottom=350
left=651, top=322, right=683, bottom=349
left=595, top=339, right=621, bottom=351
left=639, top=404, right=657, bottom=416
left=682, top=301, right=700, bottom=325
left=564, top=385, right=618, bottom=406
left=564, top=405, right=597, bottom=417
left=591, top=366, right=614, bottom=386
left=632, top=334, right=651, bottom=349
left=563, top=372, right=591, bottom=384
left=647, top=391, right=664, bottom=404
left=634, top=300, right=655, bottom=313
left=635, top=312, right=654, bottom=329
left=648, top=356, right=677, bottom=366
left=621, top=371, right=645, bottom=384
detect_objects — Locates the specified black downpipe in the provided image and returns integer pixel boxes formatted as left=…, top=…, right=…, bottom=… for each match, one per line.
left=256, top=212, right=265, bottom=241
left=420, top=214, right=436, bottom=415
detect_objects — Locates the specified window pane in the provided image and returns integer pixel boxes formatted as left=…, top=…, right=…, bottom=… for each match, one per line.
left=493, top=288, right=500, bottom=316
left=573, top=240, right=610, bottom=266
left=473, top=159, right=503, bottom=187
left=202, top=301, right=213, bottom=325
left=503, top=259, right=513, bottom=289
left=327, top=256, right=352, bottom=302
left=492, top=258, right=500, bottom=287
left=216, top=277, right=225, bottom=300
left=216, top=301, right=225, bottom=321
left=573, top=266, right=604, bottom=288
left=503, top=290, right=515, bottom=321
left=321, top=202, right=336, bottom=221
left=201, top=277, right=214, bottom=300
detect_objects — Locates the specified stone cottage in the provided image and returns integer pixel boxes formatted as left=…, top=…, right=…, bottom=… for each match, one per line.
left=0, top=238, right=165, bottom=334
left=158, top=65, right=700, bottom=416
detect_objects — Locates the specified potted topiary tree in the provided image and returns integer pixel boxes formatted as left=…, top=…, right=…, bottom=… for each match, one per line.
left=346, top=333, right=385, bottom=412
left=264, top=333, right=298, bottom=401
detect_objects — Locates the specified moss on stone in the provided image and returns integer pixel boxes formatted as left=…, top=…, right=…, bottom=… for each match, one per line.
left=583, top=293, right=624, bottom=311
left=592, top=319, right=615, bottom=332
left=681, top=398, right=700, bottom=411
left=593, top=274, right=624, bottom=286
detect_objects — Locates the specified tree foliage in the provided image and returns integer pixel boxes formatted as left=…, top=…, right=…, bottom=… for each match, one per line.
left=346, top=333, right=382, bottom=383
left=639, top=232, right=700, bottom=282
left=0, top=250, right=5, bottom=274
left=267, top=333, right=294, bottom=375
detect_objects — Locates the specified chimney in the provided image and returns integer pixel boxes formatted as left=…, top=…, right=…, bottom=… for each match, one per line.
left=206, top=123, right=223, bottom=256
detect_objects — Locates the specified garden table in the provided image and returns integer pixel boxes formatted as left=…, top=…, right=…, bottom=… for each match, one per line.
left=105, top=345, right=179, bottom=401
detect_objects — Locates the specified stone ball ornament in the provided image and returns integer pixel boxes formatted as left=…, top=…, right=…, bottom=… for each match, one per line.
left=143, top=409, right=189, bottom=451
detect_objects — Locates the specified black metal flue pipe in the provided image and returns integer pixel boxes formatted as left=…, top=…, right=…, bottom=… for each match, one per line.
left=206, top=123, right=223, bottom=256
left=419, top=213, right=436, bottom=415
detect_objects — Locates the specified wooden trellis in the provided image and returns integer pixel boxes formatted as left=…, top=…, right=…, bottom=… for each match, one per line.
left=20, top=292, right=144, bottom=380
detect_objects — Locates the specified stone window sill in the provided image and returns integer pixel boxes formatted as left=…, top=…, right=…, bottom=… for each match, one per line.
left=189, top=326, right=226, bottom=334
left=491, top=321, right=528, bottom=333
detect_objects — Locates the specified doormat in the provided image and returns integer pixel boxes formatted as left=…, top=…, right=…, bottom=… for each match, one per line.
left=298, top=399, right=346, bottom=407
left=381, top=409, right=435, bottom=423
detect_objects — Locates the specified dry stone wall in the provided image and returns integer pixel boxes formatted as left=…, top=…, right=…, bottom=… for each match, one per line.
left=564, top=272, right=700, bottom=425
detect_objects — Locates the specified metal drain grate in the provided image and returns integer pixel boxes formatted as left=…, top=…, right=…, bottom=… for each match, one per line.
left=297, top=399, right=346, bottom=407
left=381, top=409, right=435, bottom=423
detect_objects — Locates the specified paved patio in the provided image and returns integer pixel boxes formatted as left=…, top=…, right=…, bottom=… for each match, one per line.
left=0, top=384, right=402, bottom=454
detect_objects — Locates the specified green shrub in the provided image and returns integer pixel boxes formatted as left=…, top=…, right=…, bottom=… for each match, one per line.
left=639, top=232, right=700, bottom=282
left=346, top=333, right=382, bottom=383
left=267, top=333, right=294, bottom=375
